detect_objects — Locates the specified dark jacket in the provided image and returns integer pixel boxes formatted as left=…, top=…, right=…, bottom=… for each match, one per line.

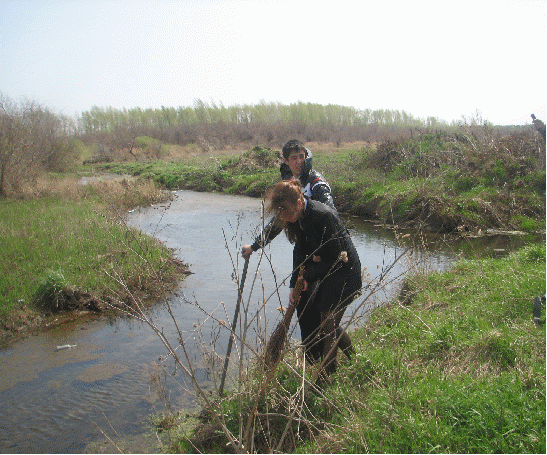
left=291, top=199, right=361, bottom=311
left=251, top=150, right=334, bottom=251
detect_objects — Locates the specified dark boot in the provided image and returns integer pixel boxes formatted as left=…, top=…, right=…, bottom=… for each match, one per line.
left=337, top=327, right=355, bottom=360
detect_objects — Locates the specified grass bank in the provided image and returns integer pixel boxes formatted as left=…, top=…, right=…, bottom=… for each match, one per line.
left=88, top=145, right=280, bottom=197
left=85, top=128, right=546, bottom=235
left=166, top=242, right=545, bottom=453
left=0, top=176, right=189, bottom=337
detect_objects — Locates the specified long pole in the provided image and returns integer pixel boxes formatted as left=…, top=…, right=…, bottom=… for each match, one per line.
left=218, top=256, right=249, bottom=396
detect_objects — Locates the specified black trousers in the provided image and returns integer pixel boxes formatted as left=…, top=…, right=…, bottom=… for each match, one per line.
left=295, top=283, right=355, bottom=365
left=295, top=285, right=323, bottom=362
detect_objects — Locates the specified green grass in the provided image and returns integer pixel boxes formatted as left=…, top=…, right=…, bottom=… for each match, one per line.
left=34, top=269, right=70, bottom=312
left=0, top=196, right=183, bottom=327
left=314, top=242, right=545, bottom=453
left=83, top=134, right=545, bottom=234
left=172, top=243, right=545, bottom=453
left=88, top=147, right=281, bottom=197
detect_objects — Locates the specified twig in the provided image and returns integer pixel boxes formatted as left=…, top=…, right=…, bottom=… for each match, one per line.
left=92, top=421, right=124, bottom=454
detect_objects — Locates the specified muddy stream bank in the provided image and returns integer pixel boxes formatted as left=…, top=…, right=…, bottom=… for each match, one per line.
left=0, top=190, right=535, bottom=453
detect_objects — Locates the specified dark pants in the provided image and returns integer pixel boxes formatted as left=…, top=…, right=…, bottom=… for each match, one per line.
left=295, top=283, right=354, bottom=366
left=319, top=307, right=353, bottom=376
left=296, top=286, right=323, bottom=363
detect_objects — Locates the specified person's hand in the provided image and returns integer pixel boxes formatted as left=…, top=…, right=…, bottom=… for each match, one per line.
left=241, top=245, right=253, bottom=259
left=289, top=279, right=307, bottom=305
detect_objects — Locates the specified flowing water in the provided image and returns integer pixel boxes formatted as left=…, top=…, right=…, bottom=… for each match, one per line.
left=0, top=190, right=535, bottom=453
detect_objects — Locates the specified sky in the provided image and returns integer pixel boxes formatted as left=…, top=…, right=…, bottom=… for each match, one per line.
left=1, top=0, right=545, bottom=125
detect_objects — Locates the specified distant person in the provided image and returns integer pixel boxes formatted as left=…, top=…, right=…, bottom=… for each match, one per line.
left=241, top=140, right=334, bottom=259
left=531, top=114, right=546, bottom=142
left=265, top=178, right=361, bottom=378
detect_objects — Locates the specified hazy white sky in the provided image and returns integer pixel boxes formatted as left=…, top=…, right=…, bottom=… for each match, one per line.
left=1, top=0, right=545, bottom=125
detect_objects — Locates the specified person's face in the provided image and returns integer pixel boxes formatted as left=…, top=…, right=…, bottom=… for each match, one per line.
left=284, top=149, right=306, bottom=177
left=277, top=199, right=304, bottom=223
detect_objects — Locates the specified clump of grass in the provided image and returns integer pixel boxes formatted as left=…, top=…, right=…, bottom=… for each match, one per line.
left=513, top=214, right=542, bottom=233
left=34, top=269, right=71, bottom=312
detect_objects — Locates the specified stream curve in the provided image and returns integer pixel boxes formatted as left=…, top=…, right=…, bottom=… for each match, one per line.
left=1, top=190, right=528, bottom=453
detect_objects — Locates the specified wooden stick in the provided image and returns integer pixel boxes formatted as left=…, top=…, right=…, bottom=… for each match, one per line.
left=218, top=256, right=249, bottom=395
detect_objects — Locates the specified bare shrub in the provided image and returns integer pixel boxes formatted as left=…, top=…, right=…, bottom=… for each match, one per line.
left=0, top=93, right=78, bottom=197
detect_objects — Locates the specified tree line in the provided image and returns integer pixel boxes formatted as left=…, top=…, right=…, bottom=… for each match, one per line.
left=77, top=100, right=449, bottom=147
left=78, top=101, right=444, bottom=133
left=0, top=92, right=536, bottom=196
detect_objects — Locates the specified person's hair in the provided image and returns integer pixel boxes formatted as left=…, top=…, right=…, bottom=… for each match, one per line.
left=282, top=139, right=307, bottom=160
left=266, top=178, right=304, bottom=244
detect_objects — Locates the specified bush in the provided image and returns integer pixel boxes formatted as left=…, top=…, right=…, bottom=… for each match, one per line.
left=453, top=175, right=477, bottom=193
left=34, top=269, right=71, bottom=312
left=0, top=94, right=78, bottom=196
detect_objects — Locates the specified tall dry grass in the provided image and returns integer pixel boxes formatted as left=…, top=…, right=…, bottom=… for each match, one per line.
left=14, top=174, right=171, bottom=211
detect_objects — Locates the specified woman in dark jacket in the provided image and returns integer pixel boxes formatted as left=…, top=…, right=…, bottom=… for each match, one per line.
left=266, top=178, right=362, bottom=378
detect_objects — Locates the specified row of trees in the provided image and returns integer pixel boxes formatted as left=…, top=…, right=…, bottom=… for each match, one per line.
left=76, top=101, right=457, bottom=151
left=78, top=101, right=446, bottom=133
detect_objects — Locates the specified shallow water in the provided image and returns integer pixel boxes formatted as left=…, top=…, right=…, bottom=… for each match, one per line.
left=0, top=190, right=534, bottom=453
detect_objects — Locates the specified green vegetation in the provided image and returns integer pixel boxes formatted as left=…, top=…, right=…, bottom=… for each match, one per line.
left=34, top=269, right=70, bottom=312
left=168, top=243, right=545, bottom=453
left=85, top=129, right=546, bottom=234
left=93, top=145, right=281, bottom=197
left=1, top=94, right=545, bottom=451
left=0, top=179, right=187, bottom=334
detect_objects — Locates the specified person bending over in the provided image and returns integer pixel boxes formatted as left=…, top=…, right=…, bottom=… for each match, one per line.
left=266, top=178, right=362, bottom=379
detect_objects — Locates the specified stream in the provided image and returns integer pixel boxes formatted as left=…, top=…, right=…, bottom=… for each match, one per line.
left=0, top=190, right=535, bottom=453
